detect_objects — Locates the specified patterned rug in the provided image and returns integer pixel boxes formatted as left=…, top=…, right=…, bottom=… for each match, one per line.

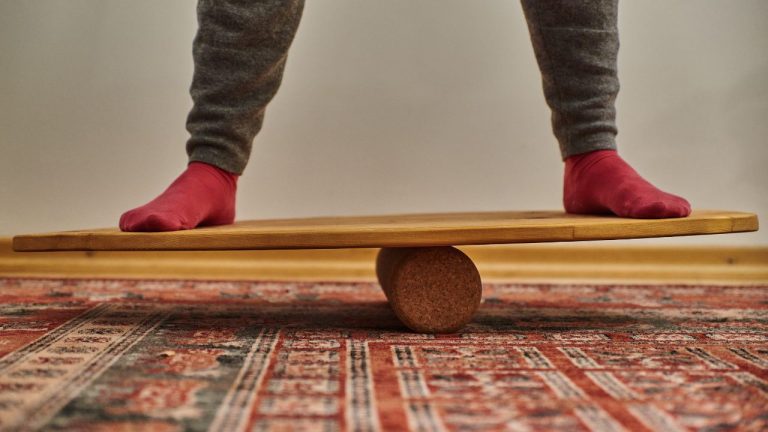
left=0, top=277, right=766, bottom=431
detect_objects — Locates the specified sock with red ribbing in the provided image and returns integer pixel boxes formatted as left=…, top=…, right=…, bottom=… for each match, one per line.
left=119, top=162, right=238, bottom=232
left=564, top=150, right=691, bottom=219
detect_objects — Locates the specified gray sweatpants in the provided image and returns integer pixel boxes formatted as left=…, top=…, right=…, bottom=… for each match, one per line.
left=187, top=0, right=619, bottom=174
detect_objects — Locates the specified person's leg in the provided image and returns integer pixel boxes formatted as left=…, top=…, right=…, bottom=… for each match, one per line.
left=120, top=0, right=305, bottom=231
left=521, top=0, right=690, bottom=218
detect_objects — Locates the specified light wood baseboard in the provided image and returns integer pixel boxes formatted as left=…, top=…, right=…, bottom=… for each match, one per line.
left=1, top=238, right=766, bottom=283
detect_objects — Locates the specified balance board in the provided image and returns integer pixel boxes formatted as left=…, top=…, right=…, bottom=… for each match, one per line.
left=12, top=210, right=759, bottom=333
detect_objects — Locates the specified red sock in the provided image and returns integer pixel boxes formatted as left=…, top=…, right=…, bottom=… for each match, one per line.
left=563, top=150, right=691, bottom=218
left=119, top=162, right=238, bottom=232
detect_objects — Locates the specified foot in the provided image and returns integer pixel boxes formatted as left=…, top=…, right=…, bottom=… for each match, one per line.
left=563, top=150, right=691, bottom=218
left=119, top=162, right=238, bottom=232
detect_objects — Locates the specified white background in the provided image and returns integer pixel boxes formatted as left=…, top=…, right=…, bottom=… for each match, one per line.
left=1, top=1, right=766, bottom=245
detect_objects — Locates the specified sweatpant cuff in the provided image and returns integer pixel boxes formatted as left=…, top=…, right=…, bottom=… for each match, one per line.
left=188, top=149, right=246, bottom=175
left=560, top=138, right=617, bottom=161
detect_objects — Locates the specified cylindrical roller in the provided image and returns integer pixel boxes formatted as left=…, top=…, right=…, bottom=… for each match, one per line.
left=376, top=246, right=482, bottom=333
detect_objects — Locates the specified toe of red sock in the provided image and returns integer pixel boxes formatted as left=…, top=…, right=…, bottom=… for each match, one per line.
left=120, top=210, right=190, bottom=232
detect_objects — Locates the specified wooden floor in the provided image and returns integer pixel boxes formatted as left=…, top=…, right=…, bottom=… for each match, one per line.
left=2, top=238, right=766, bottom=283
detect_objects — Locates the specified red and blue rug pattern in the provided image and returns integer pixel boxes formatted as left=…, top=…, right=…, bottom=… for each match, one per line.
left=0, top=278, right=766, bottom=431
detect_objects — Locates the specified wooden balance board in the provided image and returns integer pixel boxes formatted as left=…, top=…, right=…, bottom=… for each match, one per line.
left=13, top=210, right=759, bottom=333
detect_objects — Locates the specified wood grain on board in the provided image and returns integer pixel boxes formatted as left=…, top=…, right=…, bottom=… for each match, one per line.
left=12, top=210, right=759, bottom=252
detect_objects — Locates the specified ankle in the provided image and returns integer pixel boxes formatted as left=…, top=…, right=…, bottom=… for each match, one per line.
left=187, top=162, right=239, bottom=191
left=565, top=149, right=617, bottom=171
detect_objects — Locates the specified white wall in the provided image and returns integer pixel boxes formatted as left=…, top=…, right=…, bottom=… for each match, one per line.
left=1, top=1, right=766, bottom=245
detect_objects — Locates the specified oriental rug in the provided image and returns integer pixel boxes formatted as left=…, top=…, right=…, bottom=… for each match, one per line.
left=0, top=278, right=766, bottom=431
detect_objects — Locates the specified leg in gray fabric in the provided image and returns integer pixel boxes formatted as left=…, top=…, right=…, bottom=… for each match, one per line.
left=119, top=0, right=305, bottom=232
left=520, top=0, right=619, bottom=160
left=520, top=0, right=692, bottom=219
left=186, top=0, right=305, bottom=174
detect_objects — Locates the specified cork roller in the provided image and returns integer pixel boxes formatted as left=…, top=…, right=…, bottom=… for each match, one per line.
left=375, top=247, right=482, bottom=333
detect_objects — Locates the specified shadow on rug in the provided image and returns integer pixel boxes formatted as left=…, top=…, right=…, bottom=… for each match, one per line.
left=0, top=278, right=766, bottom=431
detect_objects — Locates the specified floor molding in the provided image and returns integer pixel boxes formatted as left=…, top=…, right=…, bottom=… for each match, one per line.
left=1, top=238, right=766, bottom=283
